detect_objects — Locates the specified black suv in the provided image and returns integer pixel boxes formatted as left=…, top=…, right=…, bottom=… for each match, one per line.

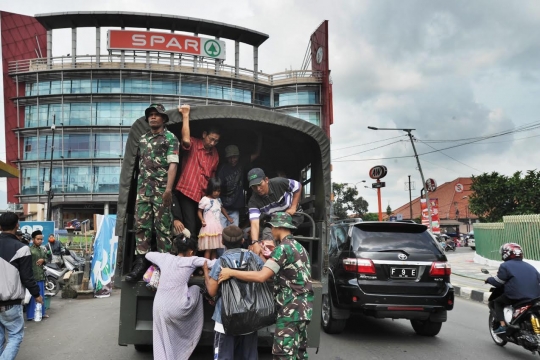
left=323, top=221, right=454, bottom=336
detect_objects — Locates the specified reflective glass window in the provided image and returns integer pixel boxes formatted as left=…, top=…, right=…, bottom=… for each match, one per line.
left=65, top=167, right=92, bottom=193
left=23, top=137, right=39, bottom=160
left=275, top=91, right=319, bottom=107
left=122, top=103, right=148, bottom=125
left=38, top=167, right=65, bottom=194
left=96, top=103, right=122, bottom=126
left=123, top=79, right=148, bottom=94
left=182, top=82, right=206, bottom=97
left=151, top=80, right=178, bottom=95
left=93, top=166, right=120, bottom=193
left=94, top=134, right=123, bottom=158
left=68, top=103, right=94, bottom=126
left=62, top=134, right=91, bottom=159
left=97, top=79, right=121, bottom=93
left=286, top=111, right=321, bottom=126
left=254, top=92, right=270, bottom=107
left=40, top=135, right=62, bottom=160
left=21, top=168, right=38, bottom=195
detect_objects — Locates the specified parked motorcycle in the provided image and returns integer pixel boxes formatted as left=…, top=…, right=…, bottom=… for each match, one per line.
left=44, top=263, right=69, bottom=296
left=444, top=240, right=456, bottom=252
left=482, top=268, right=540, bottom=355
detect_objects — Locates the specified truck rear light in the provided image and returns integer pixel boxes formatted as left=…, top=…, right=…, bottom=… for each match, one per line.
left=343, top=258, right=376, bottom=274
left=430, top=262, right=451, bottom=276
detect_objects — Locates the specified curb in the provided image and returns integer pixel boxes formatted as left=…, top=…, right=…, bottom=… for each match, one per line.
left=453, top=285, right=490, bottom=304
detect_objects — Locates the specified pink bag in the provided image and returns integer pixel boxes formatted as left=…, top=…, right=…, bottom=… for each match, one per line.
left=143, top=265, right=158, bottom=283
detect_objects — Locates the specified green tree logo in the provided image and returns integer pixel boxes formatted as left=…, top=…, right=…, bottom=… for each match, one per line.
left=204, top=40, right=221, bottom=58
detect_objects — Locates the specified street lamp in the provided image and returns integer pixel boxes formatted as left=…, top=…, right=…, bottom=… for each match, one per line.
left=463, top=196, right=470, bottom=232
left=46, top=115, right=56, bottom=222
left=367, top=126, right=432, bottom=230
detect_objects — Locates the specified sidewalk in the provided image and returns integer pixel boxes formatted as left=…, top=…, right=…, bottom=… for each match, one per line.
left=446, top=249, right=499, bottom=304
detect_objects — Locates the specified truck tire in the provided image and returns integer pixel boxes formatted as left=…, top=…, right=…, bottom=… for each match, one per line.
left=410, top=319, right=442, bottom=336
left=321, top=293, right=347, bottom=334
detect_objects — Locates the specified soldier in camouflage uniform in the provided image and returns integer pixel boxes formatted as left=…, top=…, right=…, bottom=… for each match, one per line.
left=126, top=104, right=180, bottom=283
left=219, top=212, right=314, bottom=359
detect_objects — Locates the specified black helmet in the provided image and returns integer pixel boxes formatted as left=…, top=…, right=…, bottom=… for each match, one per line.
left=145, top=104, right=169, bottom=123
left=499, top=243, right=523, bottom=261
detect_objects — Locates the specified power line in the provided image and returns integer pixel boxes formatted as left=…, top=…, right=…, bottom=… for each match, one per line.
left=333, top=155, right=414, bottom=162
left=332, top=140, right=404, bottom=160
left=418, top=141, right=483, bottom=173
left=332, top=135, right=406, bottom=151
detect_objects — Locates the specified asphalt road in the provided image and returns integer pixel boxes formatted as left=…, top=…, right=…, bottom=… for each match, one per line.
left=16, top=290, right=539, bottom=360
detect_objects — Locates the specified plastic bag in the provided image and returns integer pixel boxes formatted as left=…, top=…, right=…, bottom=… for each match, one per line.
left=221, top=249, right=276, bottom=336
left=146, top=267, right=160, bottom=291
left=24, top=289, right=32, bottom=305
left=143, top=265, right=158, bottom=283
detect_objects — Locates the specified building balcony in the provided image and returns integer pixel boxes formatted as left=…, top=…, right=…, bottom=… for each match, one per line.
left=8, top=54, right=323, bottom=87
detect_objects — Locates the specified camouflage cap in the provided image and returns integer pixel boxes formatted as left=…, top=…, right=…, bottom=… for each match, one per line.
left=145, top=103, right=169, bottom=123
left=266, top=212, right=297, bottom=229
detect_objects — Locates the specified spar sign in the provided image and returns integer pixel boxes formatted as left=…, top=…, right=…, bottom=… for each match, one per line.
left=107, top=30, right=226, bottom=60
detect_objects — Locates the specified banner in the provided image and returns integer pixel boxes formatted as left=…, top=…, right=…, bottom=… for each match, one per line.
left=420, top=198, right=441, bottom=234
left=19, top=221, right=55, bottom=245
left=90, top=215, right=118, bottom=298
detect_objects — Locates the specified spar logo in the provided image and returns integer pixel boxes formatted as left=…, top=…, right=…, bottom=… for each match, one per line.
left=204, top=40, right=221, bottom=58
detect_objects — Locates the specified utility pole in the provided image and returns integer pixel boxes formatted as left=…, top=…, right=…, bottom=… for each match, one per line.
left=408, top=175, right=413, bottom=220
left=367, top=126, right=432, bottom=230
left=46, top=115, right=56, bottom=221
left=405, top=131, right=432, bottom=230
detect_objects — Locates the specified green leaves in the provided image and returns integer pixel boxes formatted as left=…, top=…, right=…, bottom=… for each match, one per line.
left=470, top=170, right=540, bottom=222
left=332, top=182, right=369, bottom=219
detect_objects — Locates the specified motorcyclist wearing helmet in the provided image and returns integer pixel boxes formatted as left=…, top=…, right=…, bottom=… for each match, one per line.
left=486, top=243, right=540, bottom=334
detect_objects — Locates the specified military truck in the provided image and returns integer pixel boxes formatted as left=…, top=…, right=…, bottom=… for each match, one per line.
left=115, top=106, right=330, bottom=351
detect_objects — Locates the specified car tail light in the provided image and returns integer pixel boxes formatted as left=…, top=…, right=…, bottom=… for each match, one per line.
left=343, top=258, right=376, bottom=274
left=430, top=262, right=451, bottom=276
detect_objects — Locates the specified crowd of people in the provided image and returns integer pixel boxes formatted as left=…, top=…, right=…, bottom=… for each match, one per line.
left=125, top=103, right=314, bottom=359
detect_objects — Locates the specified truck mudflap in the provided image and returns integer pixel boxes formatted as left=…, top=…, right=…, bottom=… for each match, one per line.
left=118, top=279, right=322, bottom=348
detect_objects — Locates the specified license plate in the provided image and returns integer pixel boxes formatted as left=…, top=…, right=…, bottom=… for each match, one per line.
left=390, top=267, right=416, bottom=278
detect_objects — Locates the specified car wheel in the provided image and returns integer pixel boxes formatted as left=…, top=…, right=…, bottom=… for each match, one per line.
left=321, top=293, right=347, bottom=334
left=410, top=319, right=443, bottom=336
left=488, top=313, right=507, bottom=346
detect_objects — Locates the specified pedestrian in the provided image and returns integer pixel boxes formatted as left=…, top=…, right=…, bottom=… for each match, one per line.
left=203, top=225, right=263, bottom=360
left=46, top=233, right=64, bottom=262
left=145, top=235, right=216, bottom=360
left=0, top=212, right=43, bottom=360
left=217, top=136, right=262, bottom=230
left=126, top=103, right=180, bottom=283
left=27, top=230, right=49, bottom=321
left=198, top=178, right=233, bottom=260
left=246, top=168, right=303, bottom=244
left=219, top=212, right=314, bottom=360
left=175, top=104, right=221, bottom=235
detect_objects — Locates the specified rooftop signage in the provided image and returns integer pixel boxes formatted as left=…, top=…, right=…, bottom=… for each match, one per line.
left=107, top=30, right=226, bottom=60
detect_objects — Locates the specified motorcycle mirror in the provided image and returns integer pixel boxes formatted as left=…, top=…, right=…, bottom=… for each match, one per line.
left=481, top=268, right=490, bottom=274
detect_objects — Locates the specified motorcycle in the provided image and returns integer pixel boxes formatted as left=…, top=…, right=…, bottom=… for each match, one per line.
left=444, top=240, right=456, bottom=252
left=482, top=268, right=540, bottom=355
left=44, top=263, right=69, bottom=296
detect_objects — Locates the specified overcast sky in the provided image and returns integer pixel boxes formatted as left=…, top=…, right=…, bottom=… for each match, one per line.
left=1, top=0, right=540, bottom=213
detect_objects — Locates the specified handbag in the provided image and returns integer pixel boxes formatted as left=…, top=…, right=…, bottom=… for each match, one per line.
left=144, top=265, right=160, bottom=291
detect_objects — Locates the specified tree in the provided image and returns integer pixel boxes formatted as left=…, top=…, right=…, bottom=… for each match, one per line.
left=332, top=182, right=369, bottom=220
left=362, top=213, right=379, bottom=221
left=386, top=204, right=392, bottom=216
left=469, top=170, right=540, bottom=222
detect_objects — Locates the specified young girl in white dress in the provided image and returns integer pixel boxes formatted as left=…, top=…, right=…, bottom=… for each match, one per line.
left=198, top=178, right=233, bottom=260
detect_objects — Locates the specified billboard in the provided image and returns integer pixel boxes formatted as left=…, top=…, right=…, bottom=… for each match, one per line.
left=420, top=198, right=441, bottom=234
left=107, top=30, right=226, bottom=60
left=19, top=221, right=55, bottom=244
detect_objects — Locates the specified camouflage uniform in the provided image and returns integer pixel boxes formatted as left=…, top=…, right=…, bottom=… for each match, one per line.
left=135, top=129, right=179, bottom=254
left=264, top=213, right=314, bottom=360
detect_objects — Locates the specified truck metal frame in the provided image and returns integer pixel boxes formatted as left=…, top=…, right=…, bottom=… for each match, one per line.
left=115, top=106, right=331, bottom=350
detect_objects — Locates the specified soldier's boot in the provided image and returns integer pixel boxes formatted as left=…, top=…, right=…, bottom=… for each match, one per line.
left=125, top=255, right=149, bottom=283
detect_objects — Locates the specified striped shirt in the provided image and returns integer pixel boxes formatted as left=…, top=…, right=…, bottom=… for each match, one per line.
left=248, top=178, right=301, bottom=221
left=175, top=137, right=219, bottom=202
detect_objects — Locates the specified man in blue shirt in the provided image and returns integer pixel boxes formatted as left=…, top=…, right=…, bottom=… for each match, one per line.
left=203, top=225, right=264, bottom=360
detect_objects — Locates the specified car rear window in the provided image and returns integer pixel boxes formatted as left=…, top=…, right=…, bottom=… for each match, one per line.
left=351, top=226, right=442, bottom=254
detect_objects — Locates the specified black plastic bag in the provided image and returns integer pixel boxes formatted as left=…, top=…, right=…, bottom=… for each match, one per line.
left=221, top=249, right=276, bottom=335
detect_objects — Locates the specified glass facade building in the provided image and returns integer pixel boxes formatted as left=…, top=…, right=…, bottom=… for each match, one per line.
left=4, top=12, right=326, bottom=227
